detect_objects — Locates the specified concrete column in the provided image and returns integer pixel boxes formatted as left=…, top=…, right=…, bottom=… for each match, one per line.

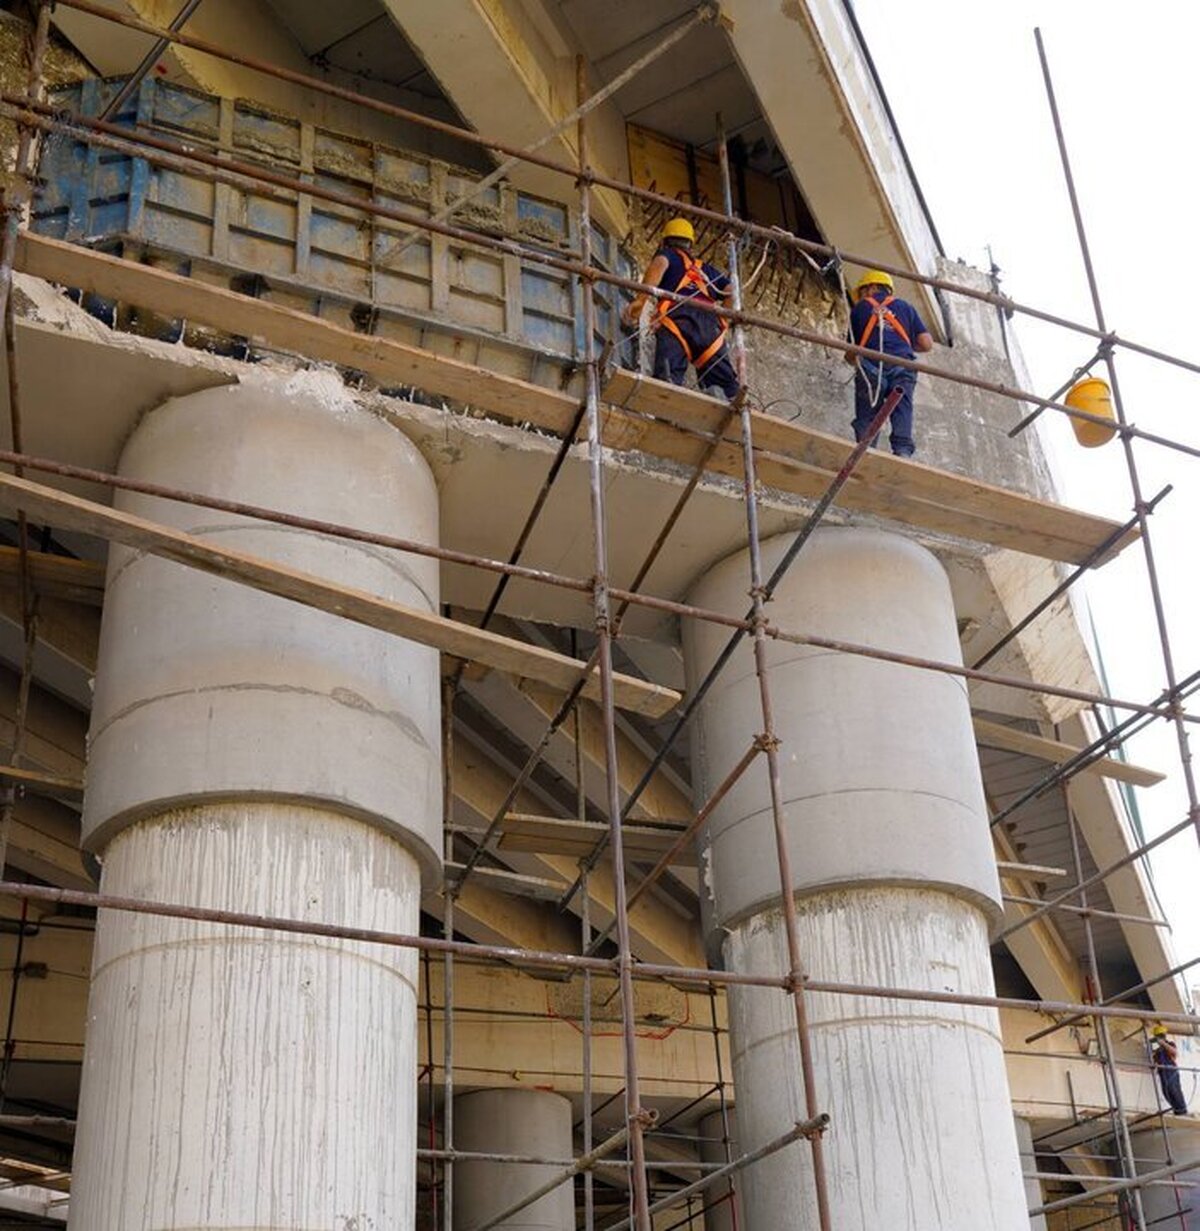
left=698, top=1108, right=738, bottom=1231
left=683, top=527, right=1027, bottom=1230
left=1130, top=1122, right=1200, bottom=1230
left=1013, top=1115, right=1048, bottom=1231
left=453, top=1089, right=574, bottom=1230
left=69, top=375, right=442, bottom=1229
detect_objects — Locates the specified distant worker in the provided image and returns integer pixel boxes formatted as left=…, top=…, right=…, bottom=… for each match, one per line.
left=844, top=269, right=933, bottom=458
left=623, top=217, right=741, bottom=402
left=1151, top=1024, right=1189, bottom=1115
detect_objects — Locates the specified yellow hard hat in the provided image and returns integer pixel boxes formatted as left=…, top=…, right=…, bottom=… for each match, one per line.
left=1153, top=1024, right=1169, bottom=1037
left=855, top=269, right=894, bottom=296
left=663, top=217, right=695, bottom=243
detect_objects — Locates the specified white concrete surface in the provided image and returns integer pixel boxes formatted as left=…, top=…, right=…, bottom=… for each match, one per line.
left=69, top=804, right=422, bottom=1228
left=453, top=1088, right=574, bottom=1230
left=684, top=527, right=1002, bottom=930
left=725, top=891, right=1027, bottom=1230
left=1013, top=1114, right=1048, bottom=1231
left=70, top=376, right=439, bottom=1227
left=684, top=527, right=1025, bottom=1229
left=84, top=375, right=443, bottom=878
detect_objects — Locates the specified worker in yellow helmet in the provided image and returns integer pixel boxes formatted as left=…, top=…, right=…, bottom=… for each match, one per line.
left=845, top=268, right=933, bottom=457
left=1150, top=1024, right=1189, bottom=1115
left=621, top=217, right=741, bottom=401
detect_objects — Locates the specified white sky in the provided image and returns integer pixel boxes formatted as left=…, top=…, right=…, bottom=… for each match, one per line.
left=851, top=2, right=1200, bottom=970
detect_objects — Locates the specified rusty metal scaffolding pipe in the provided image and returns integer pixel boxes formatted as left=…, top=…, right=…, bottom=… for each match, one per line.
left=4, top=97, right=1197, bottom=460
left=465, top=1121, right=635, bottom=1231
left=1036, top=27, right=1200, bottom=850
left=41, top=0, right=1200, bottom=387
left=1, top=878, right=1199, bottom=1027
left=995, top=809, right=1200, bottom=945
left=603, top=1116, right=831, bottom=1231
left=576, top=65, right=654, bottom=1231
left=1, top=446, right=1184, bottom=729
left=971, top=485, right=1169, bottom=670
left=1025, top=952, right=1200, bottom=1046
left=1030, top=1153, right=1200, bottom=1219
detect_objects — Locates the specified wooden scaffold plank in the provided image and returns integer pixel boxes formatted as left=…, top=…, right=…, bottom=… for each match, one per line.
left=14, top=233, right=1135, bottom=566
left=0, top=470, right=680, bottom=718
left=603, top=367, right=1136, bottom=566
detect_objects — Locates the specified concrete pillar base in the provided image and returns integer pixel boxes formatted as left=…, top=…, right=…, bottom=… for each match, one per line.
left=453, top=1089, right=574, bottom=1230
left=724, top=888, right=1026, bottom=1230
left=69, top=803, right=421, bottom=1228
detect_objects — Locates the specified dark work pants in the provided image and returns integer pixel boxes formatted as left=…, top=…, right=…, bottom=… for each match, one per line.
left=1160, top=1065, right=1189, bottom=1114
left=654, top=308, right=741, bottom=401
left=853, top=361, right=917, bottom=457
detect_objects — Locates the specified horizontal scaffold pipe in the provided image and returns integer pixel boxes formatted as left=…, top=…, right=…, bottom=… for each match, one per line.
left=0, top=449, right=1189, bottom=727
left=45, top=0, right=1200, bottom=385
left=0, top=880, right=1198, bottom=1030
left=5, top=96, right=1199, bottom=463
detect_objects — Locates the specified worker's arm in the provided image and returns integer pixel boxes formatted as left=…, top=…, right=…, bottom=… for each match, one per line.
left=915, top=331, right=934, bottom=354
left=622, top=254, right=669, bottom=326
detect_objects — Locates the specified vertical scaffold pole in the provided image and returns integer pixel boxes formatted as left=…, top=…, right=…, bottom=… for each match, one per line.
left=1065, top=781, right=1146, bottom=1230
left=441, top=675, right=457, bottom=1231
left=576, top=55, right=653, bottom=1231
left=1035, top=29, right=1200, bottom=843
left=717, top=99, right=833, bottom=1231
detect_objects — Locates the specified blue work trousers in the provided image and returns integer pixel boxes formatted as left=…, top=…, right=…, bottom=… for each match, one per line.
left=853, top=362, right=916, bottom=457
left=654, top=307, right=741, bottom=401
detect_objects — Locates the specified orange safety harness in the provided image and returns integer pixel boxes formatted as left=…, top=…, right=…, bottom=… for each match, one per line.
left=856, top=293, right=911, bottom=351
left=653, top=250, right=729, bottom=373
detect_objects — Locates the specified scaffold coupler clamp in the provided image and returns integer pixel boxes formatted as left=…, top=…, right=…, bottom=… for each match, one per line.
left=753, top=732, right=780, bottom=755
left=799, top=1112, right=832, bottom=1140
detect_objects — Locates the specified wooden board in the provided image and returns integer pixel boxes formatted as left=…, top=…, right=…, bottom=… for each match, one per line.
left=16, top=233, right=582, bottom=434
left=603, top=367, right=1137, bottom=566
left=16, top=235, right=1132, bottom=568
left=0, top=470, right=680, bottom=719
left=497, top=813, right=696, bottom=865
left=443, top=862, right=568, bottom=901
left=0, top=764, right=84, bottom=803
left=0, top=546, right=106, bottom=606
left=973, top=716, right=1163, bottom=788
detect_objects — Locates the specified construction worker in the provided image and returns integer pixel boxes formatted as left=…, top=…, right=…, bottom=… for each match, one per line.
left=1151, top=1024, right=1189, bottom=1115
left=622, top=217, right=741, bottom=402
left=845, top=269, right=933, bottom=457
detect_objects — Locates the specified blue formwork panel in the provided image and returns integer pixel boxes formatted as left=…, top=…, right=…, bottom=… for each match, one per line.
left=32, top=76, right=634, bottom=368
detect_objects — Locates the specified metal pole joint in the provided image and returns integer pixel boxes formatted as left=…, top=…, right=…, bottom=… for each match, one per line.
left=800, top=1113, right=832, bottom=1141
left=753, top=732, right=780, bottom=754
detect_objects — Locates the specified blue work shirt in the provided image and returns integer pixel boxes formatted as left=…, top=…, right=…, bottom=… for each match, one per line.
left=656, top=246, right=730, bottom=304
left=850, top=292, right=928, bottom=360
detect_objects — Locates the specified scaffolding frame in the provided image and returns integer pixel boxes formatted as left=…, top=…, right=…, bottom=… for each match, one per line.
left=0, top=4, right=1195, bottom=1229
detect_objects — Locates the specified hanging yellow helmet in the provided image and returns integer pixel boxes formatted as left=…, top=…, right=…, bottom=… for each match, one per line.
left=855, top=269, right=894, bottom=297
left=663, top=217, right=696, bottom=243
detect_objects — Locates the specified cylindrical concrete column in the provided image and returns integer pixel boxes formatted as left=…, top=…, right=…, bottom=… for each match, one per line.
left=698, top=1108, right=738, bottom=1231
left=1130, top=1122, right=1200, bottom=1230
left=453, top=1089, right=575, bottom=1230
left=683, top=527, right=1027, bottom=1230
left=70, top=375, right=441, bottom=1229
left=1013, top=1115, right=1048, bottom=1230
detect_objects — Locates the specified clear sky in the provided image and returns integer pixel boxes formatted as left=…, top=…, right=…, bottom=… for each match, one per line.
left=851, top=2, right=1200, bottom=977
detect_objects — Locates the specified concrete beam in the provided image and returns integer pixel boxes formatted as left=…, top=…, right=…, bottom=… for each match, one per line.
left=50, top=0, right=473, bottom=154
left=453, top=732, right=704, bottom=969
left=993, top=819, right=1081, bottom=1005
left=463, top=671, right=691, bottom=824
left=381, top=0, right=629, bottom=232
left=0, top=908, right=727, bottom=1108
left=720, top=0, right=942, bottom=328
left=1060, top=709, right=1188, bottom=1022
